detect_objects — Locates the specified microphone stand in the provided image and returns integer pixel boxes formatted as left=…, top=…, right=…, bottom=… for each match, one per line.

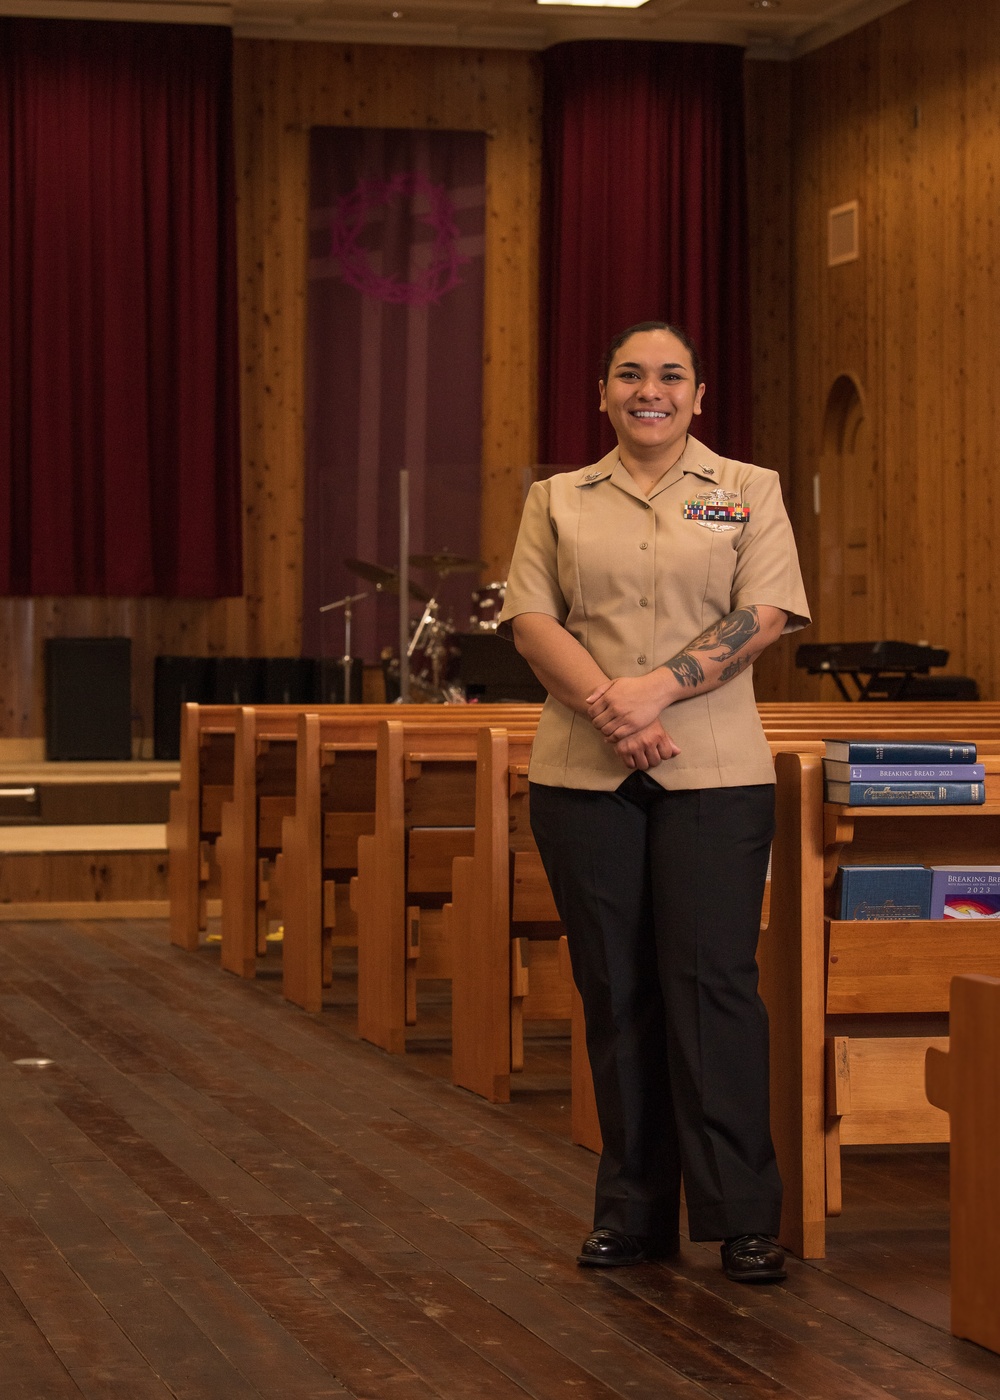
left=319, top=591, right=368, bottom=703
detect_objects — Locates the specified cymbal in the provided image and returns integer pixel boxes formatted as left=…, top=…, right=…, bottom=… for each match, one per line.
left=409, top=549, right=486, bottom=575
left=345, top=558, right=431, bottom=603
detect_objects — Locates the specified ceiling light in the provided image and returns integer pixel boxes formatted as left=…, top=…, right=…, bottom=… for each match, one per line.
left=749, top=1, right=780, bottom=8
left=536, top=1, right=650, bottom=9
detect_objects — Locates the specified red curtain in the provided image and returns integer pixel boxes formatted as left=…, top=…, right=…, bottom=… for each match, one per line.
left=0, top=18, right=241, bottom=597
left=539, top=41, right=751, bottom=467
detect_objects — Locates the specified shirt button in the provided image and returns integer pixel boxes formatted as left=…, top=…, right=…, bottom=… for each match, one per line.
left=639, top=597, right=648, bottom=607
left=638, top=655, right=647, bottom=665
left=639, top=542, right=648, bottom=551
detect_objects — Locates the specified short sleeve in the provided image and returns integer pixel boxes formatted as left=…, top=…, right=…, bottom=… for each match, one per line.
left=730, top=469, right=811, bottom=632
left=496, top=480, right=569, bottom=640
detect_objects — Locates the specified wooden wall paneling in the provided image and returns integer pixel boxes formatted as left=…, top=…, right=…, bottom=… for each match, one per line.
left=893, top=10, right=966, bottom=664
left=744, top=59, right=810, bottom=701
left=878, top=1, right=992, bottom=693
left=792, top=26, right=881, bottom=656
left=232, top=39, right=304, bottom=659
left=870, top=10, right=915, bottom=648
left=0, top=600, right=35, bottom=740
left=956, top=11, right=1000, bottom=705
left=780, top=0, right=1000, bottom=700
left=479, top=59, right=542, bottom=582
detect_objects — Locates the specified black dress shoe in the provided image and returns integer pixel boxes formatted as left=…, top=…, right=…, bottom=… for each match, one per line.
left=720, top=1234, right=786, bottom=1283
left=577, top=1228, right=680, bottom=1268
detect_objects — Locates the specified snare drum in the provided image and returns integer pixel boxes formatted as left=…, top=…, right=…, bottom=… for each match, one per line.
left=469, top=581, right=506, bottom=631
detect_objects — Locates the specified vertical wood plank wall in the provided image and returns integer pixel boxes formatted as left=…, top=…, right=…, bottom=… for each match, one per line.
left=0, top=41, right=541, bottom=744
left=5, top=6, right=999, bottom=740
left=750, top=0, right=999, bottom=701
left=744, top=58, right=799, bottom=702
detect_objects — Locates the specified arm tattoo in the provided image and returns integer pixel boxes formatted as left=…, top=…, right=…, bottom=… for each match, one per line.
left=719, top=653, right=754, bottom=683
left=663, top=651, right=705, bottom=689
left=690, top=606, right=761, bottom=659
left=660, top=607, right=761, bottom=691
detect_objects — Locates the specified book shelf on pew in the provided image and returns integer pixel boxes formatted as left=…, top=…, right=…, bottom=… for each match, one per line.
left=820, top=753, right=1000, bottom=1226
left=759, top=748, right=1000, bottom=1260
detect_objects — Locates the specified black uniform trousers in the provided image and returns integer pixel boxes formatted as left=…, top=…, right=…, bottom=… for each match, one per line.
left=529, top=772, right=781, bottom=1243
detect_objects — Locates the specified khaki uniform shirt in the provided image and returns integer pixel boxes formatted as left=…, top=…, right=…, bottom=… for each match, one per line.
left=498, top=434, right=811, bottom=792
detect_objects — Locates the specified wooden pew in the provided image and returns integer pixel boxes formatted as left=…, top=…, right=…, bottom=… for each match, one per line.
left=352, top=716, right=539, bottom=1054
left=925, top=975, right=1000, bottom=1356
left=172, top=698, right=1000, bottom=959
left=167, top=703, right=239, bottom=951
left=217, top=706, right=298, bottom=977
left=280, top=711, right=377, bottom=1014
left=450, top=726, right=569, bottom=1105
left=280, top=704, right=540, bottom=1013
left=168, top=701, right=419, bottom=955
left=760, top=747, right=1000, bottom=1260
left=168, top=700, right=540, bottom=957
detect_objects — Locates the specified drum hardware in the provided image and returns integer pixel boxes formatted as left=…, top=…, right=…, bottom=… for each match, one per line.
left=319, top=590, right=369, bottom=704
left=407, top=597, right=459, bottom=698
left=344, top=557, right=431, bottom=603
left=469, top=581, right=507, bottom=632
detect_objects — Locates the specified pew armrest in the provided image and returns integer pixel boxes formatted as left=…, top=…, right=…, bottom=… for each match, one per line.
left=925, top=1045, right=951, bottom=1112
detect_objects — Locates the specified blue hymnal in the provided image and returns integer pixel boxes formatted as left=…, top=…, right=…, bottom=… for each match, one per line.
left=836, top=865, right=932, bottom=920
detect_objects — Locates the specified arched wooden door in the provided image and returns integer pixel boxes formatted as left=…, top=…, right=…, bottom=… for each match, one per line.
left=817, top=374, right=881, bottom=642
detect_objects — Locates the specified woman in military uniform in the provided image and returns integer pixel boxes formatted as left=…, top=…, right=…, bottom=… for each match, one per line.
left=498, top=322, right=810, bottom=1283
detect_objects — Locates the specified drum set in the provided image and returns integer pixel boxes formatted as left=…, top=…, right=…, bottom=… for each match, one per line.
left=321, top=551, right=507, bottom=702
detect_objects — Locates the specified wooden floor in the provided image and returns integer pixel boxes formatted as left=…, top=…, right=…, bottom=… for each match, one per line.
left=1, top=923, right=999, bottom=1400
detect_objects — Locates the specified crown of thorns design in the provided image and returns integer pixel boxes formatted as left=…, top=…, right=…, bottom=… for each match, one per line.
left=330, top=172, right=468, bottom=306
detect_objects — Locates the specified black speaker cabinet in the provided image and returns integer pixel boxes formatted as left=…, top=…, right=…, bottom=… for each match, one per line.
left=263, top=657, right=317, bottom=704
left=153, top=656, right=217, bottom=760
left=45, top=637, right=132, bottom=760
left=212, top=657, right=265, bottom=705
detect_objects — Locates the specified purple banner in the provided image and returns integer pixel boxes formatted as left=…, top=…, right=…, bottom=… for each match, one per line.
left=304, top=128, right=486, bottom=672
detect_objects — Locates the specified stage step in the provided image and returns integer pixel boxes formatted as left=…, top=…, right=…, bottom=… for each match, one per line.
left=0, top=760, right=178, bottom=825
left=0, top=822, right=168, bottom=921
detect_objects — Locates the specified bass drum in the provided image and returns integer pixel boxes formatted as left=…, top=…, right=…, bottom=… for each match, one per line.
left=468, top=581, right=506, bottom=632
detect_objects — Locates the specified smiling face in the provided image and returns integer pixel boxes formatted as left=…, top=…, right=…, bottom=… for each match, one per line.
left=598, top=328, right=705, bottom=467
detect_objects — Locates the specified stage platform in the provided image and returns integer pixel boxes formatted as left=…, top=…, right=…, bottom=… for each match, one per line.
left=0, top=760, right=177, bottom=918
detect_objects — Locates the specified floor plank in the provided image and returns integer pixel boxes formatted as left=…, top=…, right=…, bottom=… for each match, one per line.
left=0, top=919, right=998, bottom=1400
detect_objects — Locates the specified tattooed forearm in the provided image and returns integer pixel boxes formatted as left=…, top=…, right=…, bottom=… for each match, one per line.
left=660, top=607, right=762, bottom=691
left=690, top=606, right=761, bottom=659
left=719, top=653, right=754, bottom=683
left=663, top=652, right=705, bottom=690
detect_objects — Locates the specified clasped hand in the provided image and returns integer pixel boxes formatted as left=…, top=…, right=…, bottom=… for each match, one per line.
left=585, top=675, right=680, bottom=771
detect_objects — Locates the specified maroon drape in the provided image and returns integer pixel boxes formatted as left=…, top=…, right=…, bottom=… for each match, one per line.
left=0, top=18, right=241, bottom=597
left=540, top=41, right=751, bottom=467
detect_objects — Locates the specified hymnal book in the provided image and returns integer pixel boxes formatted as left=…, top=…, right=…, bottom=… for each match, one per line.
left=930, top=867, right=1000, bottom=919
left=824, top=780, right=986, bottom=806
left=836, top=865, right=932, bottom=920
left=823, top=761, right=985, bottom=783
left=824, top=740, right=978, bottom=764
